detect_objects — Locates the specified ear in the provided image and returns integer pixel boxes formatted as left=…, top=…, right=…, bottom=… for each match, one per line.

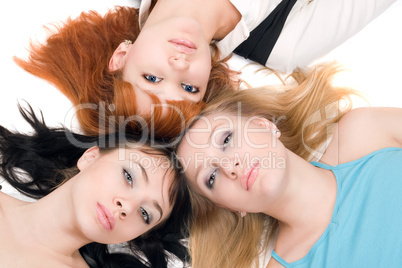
left=109, top=42, right=129, bottom=71
left=254, top=117, right=272, bottom=130
left=77, top=146, right=100, bottom=171
left=254, top=117, right=281, bottom=138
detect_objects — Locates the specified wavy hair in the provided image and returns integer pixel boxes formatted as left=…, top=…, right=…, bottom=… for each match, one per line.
left=180, top=64, right=361, bottom=268
left=0, top=104, right=191, bottom=268
left=14, top=6, right=236, bottom=137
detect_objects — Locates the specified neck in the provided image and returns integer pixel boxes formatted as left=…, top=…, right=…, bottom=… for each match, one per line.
left=146, top=0, right=241, bottom=42
left=265, top=150, right=337, bottom=237
left=8, top=179, right=89, bottom=259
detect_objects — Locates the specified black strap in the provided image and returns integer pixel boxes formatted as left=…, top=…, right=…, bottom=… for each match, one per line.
left=234, top=0, right=298, bottom=66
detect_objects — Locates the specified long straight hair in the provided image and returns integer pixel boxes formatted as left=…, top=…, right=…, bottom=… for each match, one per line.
left=182, top=64, right=361, bottom=268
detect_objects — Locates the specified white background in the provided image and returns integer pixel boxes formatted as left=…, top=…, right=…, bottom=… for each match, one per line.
left=0, top=1, right=401, bottom=266
left=0, top=1, right=401, bottom=133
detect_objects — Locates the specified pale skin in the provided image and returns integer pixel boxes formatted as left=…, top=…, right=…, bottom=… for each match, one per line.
left=109, top=0, right=241, bottom=114
left=0, top=147, right=173, bottom=268
left=177, top=107, right=402, bottom=268
left=267, top=107, right=402, bottom=267
left=142, top=0, right=241, bottom=42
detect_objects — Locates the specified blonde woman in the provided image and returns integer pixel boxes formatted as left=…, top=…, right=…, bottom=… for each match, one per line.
left=176, top=64, right=402, bottom=267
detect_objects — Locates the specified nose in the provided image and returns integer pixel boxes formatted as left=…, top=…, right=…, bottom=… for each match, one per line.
left=114, top=198, right=132, bottom=220
left=221, top=160, right=241, bottom=180
left=168, top=54, right=189, bottom=70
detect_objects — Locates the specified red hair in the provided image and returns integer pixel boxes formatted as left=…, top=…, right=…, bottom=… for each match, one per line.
left=14, top=6, right=235, bottom=137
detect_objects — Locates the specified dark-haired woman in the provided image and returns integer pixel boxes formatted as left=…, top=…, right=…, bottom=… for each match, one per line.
left=0, top=105, right=190, bottom=267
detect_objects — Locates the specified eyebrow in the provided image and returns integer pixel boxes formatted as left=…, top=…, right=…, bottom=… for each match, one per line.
left=193, top=123, right=222, bottom=190
left=153, top=201, right=163, bottom=222
left=207, top=123, right=221, bottom=146
left=194, top=168, right=206, bottom=192
left=134, top=161, right=164, bottom=222
left=136, top=161, right=149, bottom=184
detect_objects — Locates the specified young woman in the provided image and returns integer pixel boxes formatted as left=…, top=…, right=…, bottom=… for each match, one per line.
left=0, top=105, right=191, bottom=267
left=14, top=0, right=395, bottom=136
left=176, top=64, right=402, bottom=267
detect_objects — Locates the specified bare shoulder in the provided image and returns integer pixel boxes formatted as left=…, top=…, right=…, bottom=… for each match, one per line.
left=320, top=107, right=402, bottom=165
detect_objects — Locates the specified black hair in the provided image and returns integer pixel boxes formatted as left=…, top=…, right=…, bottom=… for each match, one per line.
left=0, top=104, right=191, bottom=268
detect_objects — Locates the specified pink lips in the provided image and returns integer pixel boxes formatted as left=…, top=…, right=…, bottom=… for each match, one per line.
left=169, top=38, right=197, bottom=54
left=241, top=162, right=260, bottom=191
left=96, top=203, right=115, bottom=231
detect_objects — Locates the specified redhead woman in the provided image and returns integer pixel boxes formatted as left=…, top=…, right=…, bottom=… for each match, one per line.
left=176, top=64, right=402, bottom=267
left=14, top=0, right=396, bottom=136
left=0, top=105, right=190, bottom=267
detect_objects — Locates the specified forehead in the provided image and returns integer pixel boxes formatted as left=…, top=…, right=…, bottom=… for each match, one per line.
left=184, top=113, right=236, bottom=138
left=179, top=113, right=249, bottom=150
left=123, top=147, right=172, bottom=175
left=177, top=114, right=237, bottom=169
left=178, top=113, right=268, bottom=158
left=121, top=79, right=155, bottom=117
left=107, top=147, right=173, bottom=187
left=106, top=147, right=166, bottom=162
left=133, top=88, right=155, bottom=117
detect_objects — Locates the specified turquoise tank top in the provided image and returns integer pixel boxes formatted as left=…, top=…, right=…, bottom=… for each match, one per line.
left=271, top=147, right=402, bottom=267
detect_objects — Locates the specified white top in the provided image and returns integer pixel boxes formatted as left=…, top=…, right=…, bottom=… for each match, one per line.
left=138, top=0, right=396, bottom=73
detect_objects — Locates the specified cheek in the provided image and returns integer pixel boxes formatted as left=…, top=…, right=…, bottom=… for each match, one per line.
left=198, top=60, right=212, bottom=81
left=191, top=55, right=212, bottom=80
left=243, top=132, right=271, bottom=149
left=214, top=185, right=240, bottom=207
left=133, top=35, right=167, bottom=64
left=258, top=168, right=285, bottom=199
left=114, top=219, right=145, bottom=242
left=125, top=45, right=157, bottom=76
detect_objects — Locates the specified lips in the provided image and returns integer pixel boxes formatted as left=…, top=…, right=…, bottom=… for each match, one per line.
left=96, top=203, right=115, bottom=231
left=241, top=162, right=260, bottom=191
left=169, top=38, right=197, bottom=54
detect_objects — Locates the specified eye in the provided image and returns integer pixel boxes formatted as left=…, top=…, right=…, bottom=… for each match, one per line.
left=123, top=169, right=133, bottom=187
left=181, top=83, right=199, bottom=93
left=140, top=207, right=151, bottom=224
left=223, top=132, right=233, bottom=149
left=143, top=74, right=163, bottom=83
left=207, top=170, right=216, bottom=190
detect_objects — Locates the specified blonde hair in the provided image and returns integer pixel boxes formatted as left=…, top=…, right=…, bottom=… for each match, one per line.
left=188, top=191, right=276, bottom=268
left=185, top=63, right=360, bottom=268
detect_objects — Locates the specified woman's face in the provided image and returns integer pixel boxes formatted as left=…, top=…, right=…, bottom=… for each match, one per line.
left=110, top=17, right=212, bottom=115
left=73, top=146, right=174, bottom=244
left=177, top=113, right=288, bottom=214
